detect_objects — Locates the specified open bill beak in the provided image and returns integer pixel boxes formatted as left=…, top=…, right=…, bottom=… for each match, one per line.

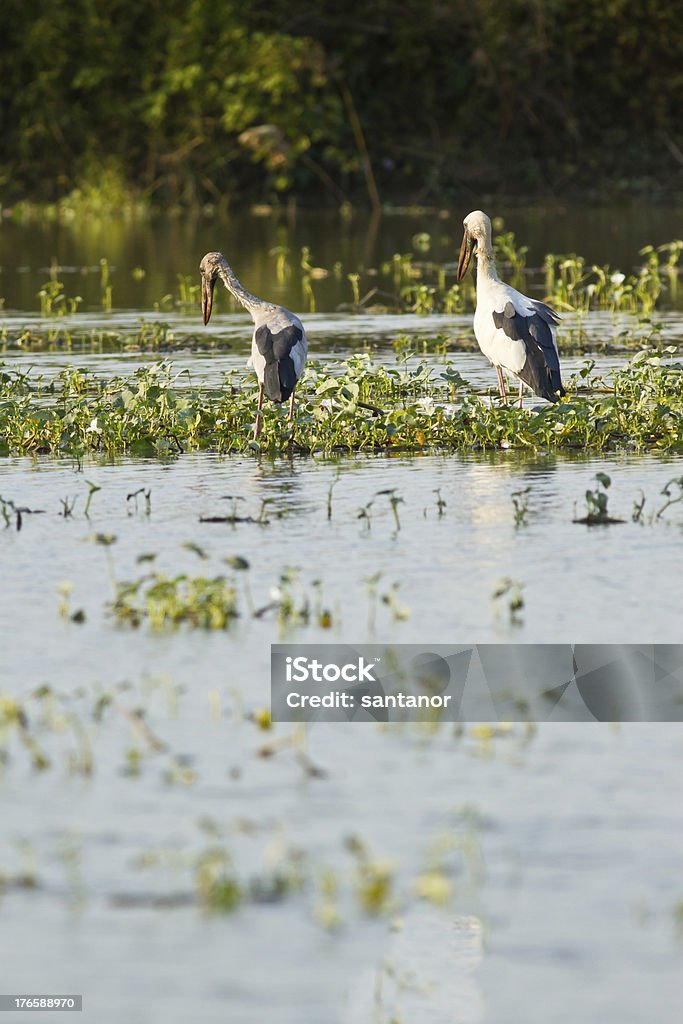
left=457, top=229, right=475, bottom=282
left=201, top=274, right=215, bottom=325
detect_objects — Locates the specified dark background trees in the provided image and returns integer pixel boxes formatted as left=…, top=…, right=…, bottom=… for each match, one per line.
left=1, top=0, right=682, bottom=206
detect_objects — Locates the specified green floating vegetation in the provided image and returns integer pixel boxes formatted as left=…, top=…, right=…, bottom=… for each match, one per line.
left=0, top=314, right=666, bottom=360
left=0, top=680, right=198, bottom=784
left=573, top=470, right=683, bottom=526
left=135, top=827, right=460, bottom=922
left=37, top=279, right=83, bottom=317
left=383, top=232, right=682, bottom=315
left=1, top=349, right=683, bottom=457
left=106, top=564, right=406, bottom=634
left=111, top=574, right=240, bottom=630
left=573, top=472, right=625, bottom=525
left=0, top=321, right=202, bottom=355
left=3, top=231, right=682, bottom=327
left=492, top=577, right=525, bottom=625
left=34, top=258, right=113, bottom=317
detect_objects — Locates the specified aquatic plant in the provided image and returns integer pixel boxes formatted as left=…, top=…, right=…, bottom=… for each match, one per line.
left=433, top=488, right=447, bottom=517
left=494, top=230, right=527, bottom=281
left=347, top=272, right=361, bottom=306
left=573, top=472, right=625, bottom=525
left=395, top=232, right=682, bottom=316
left=656, top=476, right=683, bottom=519
left=99, top=258, right=113, bottom=311
left=1, top=348, right=683, bottom=459
left=0, top=496, right=46, bottom=531
left=345, top=835, right=395, bottom=916
left=381, top=582, right=410, bottom=621
left=37, top=279, right=82, bottom=317
left=492, top=577, right=524, bottom=624
left=511, top=486, right=531, bottom=526
left=375, top=488, right=404, bottom=531
left=110, top=573, right=240, bottom=630
left=632, top=491, right=647, bottom=523
left=175, top=274, right=201, bottom=308
left=83, top=480, right=101, bottom=518
left=326, top=468, right=341, bottom=520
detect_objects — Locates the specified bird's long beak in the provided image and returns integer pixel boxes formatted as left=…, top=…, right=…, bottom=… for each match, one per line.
left=457, top=229, right=476, bottom=281
left=201, top=274, right=215, bottom=325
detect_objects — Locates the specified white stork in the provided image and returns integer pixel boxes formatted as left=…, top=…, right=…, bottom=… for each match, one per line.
left=456, top=211, right=565, bottom=406
left=200, top=251, right=308, bottom=439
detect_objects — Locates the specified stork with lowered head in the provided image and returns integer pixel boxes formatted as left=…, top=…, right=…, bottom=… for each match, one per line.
left=200, top=251, right=308, bottom=439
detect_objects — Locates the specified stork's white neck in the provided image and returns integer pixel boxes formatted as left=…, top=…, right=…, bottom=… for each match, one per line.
left=475, top=245, right=499, bottom=286
left=217, top=258, right=269, bottom=319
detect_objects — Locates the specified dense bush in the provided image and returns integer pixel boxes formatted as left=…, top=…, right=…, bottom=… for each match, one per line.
left=1, top=0, right=681, bottom=205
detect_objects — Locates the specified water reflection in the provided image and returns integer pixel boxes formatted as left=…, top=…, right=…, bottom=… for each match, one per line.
left=2, top=204, right=683, bottom=313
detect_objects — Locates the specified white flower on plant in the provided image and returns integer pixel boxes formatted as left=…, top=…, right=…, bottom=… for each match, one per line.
left=417, top=396, right=435, bottom=412
left=416, top=396, right=457, bottom=419
left=610, top=272, right=626, bottom=286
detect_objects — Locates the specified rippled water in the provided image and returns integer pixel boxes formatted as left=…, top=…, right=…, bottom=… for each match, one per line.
left=1, top=211, right=682, bottom=1024
left=2, top=451, right=682, bottom=1022
left=2, top=451, right=683, bottom=664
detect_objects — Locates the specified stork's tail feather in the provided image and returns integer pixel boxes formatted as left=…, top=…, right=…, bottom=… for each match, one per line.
left=518, top=358, right=565, bottom=403
left=263, top=359, right=296, bottom=403
left=546, top=369, right=566, bottom=402
left=537, top=373, right=565, bottom=403
left=530, top=380, right=565, bottom=402
left=541, top=386, right=565, bottom=403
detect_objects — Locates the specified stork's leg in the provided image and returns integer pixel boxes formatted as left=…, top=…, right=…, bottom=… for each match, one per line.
left=288, top=388, right=296, bottom=422
left=253, top=383, right=265, bottom=440
left=496, top=366, right=507, bottom=403
left=518, top=379, right=524, bottom=409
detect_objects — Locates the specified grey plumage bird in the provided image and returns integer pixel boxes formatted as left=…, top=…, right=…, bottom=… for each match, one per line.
left=456, top=211, right=565, bottom=406
left=200, top=251, right=308, bottom=439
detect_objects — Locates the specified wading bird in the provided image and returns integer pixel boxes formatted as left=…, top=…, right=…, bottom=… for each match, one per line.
left=456, top=211, right=565, bottom=406
left=200, top=252, right=308, bottom=439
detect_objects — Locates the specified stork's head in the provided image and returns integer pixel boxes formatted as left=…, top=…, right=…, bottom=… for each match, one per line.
left=199, top=251, right=223, bottom=325
left=456, top=210, right=492, bottom=281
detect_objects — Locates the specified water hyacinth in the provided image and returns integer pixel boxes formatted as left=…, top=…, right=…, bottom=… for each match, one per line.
left=1, top=349, right=683, bottom=457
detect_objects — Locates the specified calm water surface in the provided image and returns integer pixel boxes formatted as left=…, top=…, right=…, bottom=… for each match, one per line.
left=2, top=202, right=683, bottom=313
left=1, top=210, right=682, bottom=1024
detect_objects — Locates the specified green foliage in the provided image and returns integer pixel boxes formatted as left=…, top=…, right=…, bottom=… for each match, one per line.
left=2, top=1, right=682, bottom=205
left=1, top=348, right=683, bottom=459
left=111, top=573, right=240, bottom=630
left=574, top=470, right=627, bottom=524
left=511, top=486, right=531, bottom=526
left=140, top=9, right=343, bottom=199
left=492, top=577, right=525, bottom=625
left=585, top=473, right=612, bottom=520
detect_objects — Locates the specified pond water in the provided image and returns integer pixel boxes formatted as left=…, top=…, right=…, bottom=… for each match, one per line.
left=1, top=208, right=682, bottom=1024
left=2, top=201, right=683, bottom=314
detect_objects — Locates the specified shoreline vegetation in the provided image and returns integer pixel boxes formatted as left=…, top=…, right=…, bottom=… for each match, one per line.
left=1, top=226, right=682, bottom=459
left=2, top=2, right=683, bottom=210
left=1, top=350, right=682, bottom=457
left=4, top=191, right=683, bottom=227
left=1, top=227, right=681, bottom=318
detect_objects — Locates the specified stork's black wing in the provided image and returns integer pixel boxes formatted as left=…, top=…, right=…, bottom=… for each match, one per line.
left=492, top=300, right=564, bottom=402
left=529, top=298, right=561, bottom=326
left=254, top=323, right=303, bottom=403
